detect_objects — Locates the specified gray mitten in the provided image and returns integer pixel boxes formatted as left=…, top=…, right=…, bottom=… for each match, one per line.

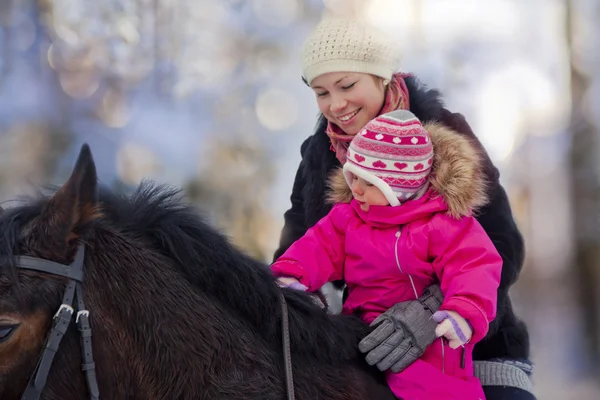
left=358, top=284, right=444, bottom=373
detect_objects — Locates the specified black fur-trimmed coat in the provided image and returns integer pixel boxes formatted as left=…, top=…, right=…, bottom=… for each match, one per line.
left=273, top=76, right=531, bottom=362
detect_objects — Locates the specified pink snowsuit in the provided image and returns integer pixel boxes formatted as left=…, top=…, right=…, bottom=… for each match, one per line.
left=271, top=190, right=502, bottom=400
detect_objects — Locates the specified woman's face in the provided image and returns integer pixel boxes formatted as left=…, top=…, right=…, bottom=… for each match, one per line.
left=311, top=72, right=386, bottom=135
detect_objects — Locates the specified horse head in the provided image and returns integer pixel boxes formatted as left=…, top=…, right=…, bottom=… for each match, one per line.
left=0, top=145, right=100, bottom=399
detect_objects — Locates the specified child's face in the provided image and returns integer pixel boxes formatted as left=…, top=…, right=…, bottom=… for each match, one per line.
left=349, top=174, right=390, bottom=212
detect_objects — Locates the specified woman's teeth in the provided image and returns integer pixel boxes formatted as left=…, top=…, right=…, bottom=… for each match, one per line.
left=339, top=109, right=359, bottom=122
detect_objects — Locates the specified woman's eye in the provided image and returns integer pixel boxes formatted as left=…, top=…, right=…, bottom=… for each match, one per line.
left=342, top=82, right=356, bottom=90
left=316, top=92, right=328, bottom=97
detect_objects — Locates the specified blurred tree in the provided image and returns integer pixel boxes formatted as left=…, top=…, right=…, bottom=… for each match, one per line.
left=567, top=0, right=600, bottom=372
left=0, top=0, right=75, bottom=199
left=0, top=0, right=14, bottom=85
left=0, top=0, right=326, bottom=257
left=185, top=137, right=276, bottom=261
left=0, top=123, right=73, bottom=200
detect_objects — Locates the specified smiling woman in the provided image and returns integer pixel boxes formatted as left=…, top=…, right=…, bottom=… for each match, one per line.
left=273, top=17, right=535, bottom=400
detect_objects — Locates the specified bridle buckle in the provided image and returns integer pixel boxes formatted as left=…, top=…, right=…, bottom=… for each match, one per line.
left=53, top=304, right=74, bottom=320
left=76, top=310, right=90, bottom=323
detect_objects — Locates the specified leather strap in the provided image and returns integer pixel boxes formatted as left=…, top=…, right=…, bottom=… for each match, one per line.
left=76, top=284, right=100, bottom=399
left=21, top=281, right=77, bottom=400
left=279, top=292, right=295, bottom=400
left=18, top=245, right=100, bottom=400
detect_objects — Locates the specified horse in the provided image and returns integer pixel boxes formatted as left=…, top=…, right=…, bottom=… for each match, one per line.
left=0, top=144, right=396, bottom=399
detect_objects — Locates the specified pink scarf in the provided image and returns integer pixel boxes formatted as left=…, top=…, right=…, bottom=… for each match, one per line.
left=325, top=72, right=411, bottom=165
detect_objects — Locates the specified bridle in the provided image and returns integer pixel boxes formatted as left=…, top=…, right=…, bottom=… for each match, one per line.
left=10, top=245, right=99, bottom=399
left=6, top=244, right=99, bottom=400
left=278, top=291, right=328, bottom=400
left=5, top=242, right=299, bottom=400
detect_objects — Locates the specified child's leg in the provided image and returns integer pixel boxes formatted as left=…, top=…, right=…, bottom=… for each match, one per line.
left=385, top=359, right=486, bottom=400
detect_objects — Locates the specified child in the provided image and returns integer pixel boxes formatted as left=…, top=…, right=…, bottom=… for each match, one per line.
left=271, top=109, right=502, bottom=400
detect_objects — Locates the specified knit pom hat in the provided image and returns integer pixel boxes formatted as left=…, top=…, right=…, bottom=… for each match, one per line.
left=301, top=18, right=400, bottom=85
left=343, top=110, right=434, bottom=206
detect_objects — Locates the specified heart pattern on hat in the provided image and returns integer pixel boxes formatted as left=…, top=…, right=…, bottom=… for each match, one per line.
left=354, top=154, right=365, bottom=162
left=343, top=110, right=434, bottom=205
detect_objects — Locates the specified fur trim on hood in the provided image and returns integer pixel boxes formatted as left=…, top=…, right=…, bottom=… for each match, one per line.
left=327, top=122, right=488, bottom=219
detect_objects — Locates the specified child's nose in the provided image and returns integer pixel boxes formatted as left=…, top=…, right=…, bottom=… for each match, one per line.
left=352, top=181, right=364, bottom=195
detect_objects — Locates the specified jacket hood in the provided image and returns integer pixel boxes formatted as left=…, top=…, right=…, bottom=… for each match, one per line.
left=327, top=121, right=489, bottom=219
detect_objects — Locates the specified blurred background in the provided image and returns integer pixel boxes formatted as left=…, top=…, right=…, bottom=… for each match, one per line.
left=0, top=0, right=598, bottom=398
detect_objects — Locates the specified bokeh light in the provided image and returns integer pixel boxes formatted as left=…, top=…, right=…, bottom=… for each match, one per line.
left=477, top=73, right=522, bottom=163
left=116, top=142, right=163, bottom=185
left=422, top=0, right=519, bottom=44
left=255, top=87, right=299, bottom=131
left=59, top=71, right=100, bottom=99
left=252, top=0, right=302, bottom=27
left=97, top=87, right=131, bottom=128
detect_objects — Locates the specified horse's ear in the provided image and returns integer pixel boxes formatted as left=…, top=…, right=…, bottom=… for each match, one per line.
left=43, top=144, right=99, bottom=249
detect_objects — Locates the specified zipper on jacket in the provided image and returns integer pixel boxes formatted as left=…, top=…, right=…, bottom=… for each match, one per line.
left=394, top=228, right=418, bottom=300
left=440, top=338, right=445, bottom=373
left=396, top=227, right=447, bottom=373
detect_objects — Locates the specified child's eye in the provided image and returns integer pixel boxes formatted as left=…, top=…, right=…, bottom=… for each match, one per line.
left=316, top=91, right=328, bottom=97
left=342, top=82, right=356, bottom=90
left=365, top=182, right=374, bottom=187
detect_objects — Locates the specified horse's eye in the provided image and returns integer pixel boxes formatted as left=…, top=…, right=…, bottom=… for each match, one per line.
left=0, top=325, right=17, bottom=342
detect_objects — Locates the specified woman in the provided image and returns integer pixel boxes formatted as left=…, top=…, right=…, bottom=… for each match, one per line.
left=274, top=18, right=535, bottom=400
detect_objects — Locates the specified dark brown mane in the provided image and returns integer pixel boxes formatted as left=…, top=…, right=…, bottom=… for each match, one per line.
left=0, top=145, right=394, bottom=399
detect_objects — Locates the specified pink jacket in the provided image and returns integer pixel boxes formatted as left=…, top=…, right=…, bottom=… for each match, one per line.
left=272, top=122, right=503, bottom=398
left=272, top=192, right=501, bottom=342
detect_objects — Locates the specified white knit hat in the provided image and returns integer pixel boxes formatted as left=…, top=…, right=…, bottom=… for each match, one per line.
left=301, top=18, right=400, bottom=85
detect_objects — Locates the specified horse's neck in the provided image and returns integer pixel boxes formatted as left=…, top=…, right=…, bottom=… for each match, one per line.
left=173, top=247, right=281, bottom=341
left=45, top=234, right=387, bottom=399
left=78, top=238, right=272, bottom=397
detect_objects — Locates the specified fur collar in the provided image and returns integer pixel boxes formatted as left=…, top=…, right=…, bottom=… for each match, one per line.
left=326, top=122, right=488, bottom=219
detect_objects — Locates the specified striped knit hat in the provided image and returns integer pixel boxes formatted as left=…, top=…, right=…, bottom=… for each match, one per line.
left=343, top=110, right=433, bottom=206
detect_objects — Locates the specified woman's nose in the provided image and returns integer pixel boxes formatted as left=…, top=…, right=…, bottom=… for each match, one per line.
left=330, top=93, right=348, bottom=113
